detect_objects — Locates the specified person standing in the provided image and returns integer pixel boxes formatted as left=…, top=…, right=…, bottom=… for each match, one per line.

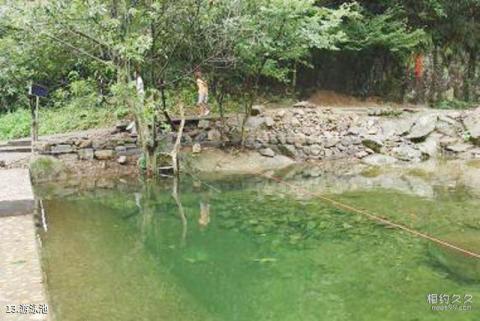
left=195, top=71, right=210, bottom=116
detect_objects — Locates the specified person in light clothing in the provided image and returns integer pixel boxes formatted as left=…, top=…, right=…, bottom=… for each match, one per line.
left=195, top=71, right=210, bottom=116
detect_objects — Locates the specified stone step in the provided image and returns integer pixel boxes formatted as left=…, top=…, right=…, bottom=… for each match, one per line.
left=7, top=138, right=31, bottom=147
left=0, top=146, right=31, bottom=153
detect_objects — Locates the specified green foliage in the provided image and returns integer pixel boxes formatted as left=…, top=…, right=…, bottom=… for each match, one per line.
left=29, top=155, right=68, bottom=183
left=434, top=99, right=475, bottom=110
left=0, top=108, right=31, bottom=140
left=341, top=5, right=428, bottom=55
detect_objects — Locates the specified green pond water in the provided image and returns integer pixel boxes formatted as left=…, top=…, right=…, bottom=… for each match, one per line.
left=37, top=168, right=480, bottom=321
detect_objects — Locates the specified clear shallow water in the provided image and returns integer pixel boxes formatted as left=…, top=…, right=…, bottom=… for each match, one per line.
left=38, top=167, right=480, bottom=321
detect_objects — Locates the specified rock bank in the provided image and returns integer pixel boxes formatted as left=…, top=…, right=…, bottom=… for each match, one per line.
left=243, top=105, right=480, bottom=163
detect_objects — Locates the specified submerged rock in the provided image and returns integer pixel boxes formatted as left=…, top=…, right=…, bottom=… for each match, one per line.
left=361, top=154, right=398, bottom=166
left=259, top=148, right=275, bottom=158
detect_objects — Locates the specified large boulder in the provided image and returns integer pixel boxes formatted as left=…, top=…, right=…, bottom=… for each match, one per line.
left=378, top=116, right=415, bottom=139
left=417, top=134, right=440, bottom=158
left=245, top=116, right=265, bottom=129
left=463, top=108, right=480, bottom=143
left=362, top=136, right=384, bottom=153
left=407, top=113, right=438, bottom=141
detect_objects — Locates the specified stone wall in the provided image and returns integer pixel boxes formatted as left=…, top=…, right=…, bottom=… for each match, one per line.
left=33, top=127, right=141, bottom=165
left=33, top=104, right=480, bottom=171
left=243, top=103, right=480, bottom=165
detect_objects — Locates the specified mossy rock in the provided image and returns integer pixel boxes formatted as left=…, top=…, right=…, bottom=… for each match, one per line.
left=428, top=231, right=480, bottom=282
left=30, top=156, right=69, bottom=183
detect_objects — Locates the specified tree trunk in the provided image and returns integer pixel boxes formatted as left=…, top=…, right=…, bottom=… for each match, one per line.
left=171, top=104, right=185, bottom=177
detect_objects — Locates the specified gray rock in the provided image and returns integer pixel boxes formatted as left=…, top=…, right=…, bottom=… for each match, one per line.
left=58, top=153, right=78, bottom=162
left=407, top=113, right=438, bottom=140
left=198, top=119, right=211, bottom=129
left=417, top=134, right=440, bottom=158
left=115, top=145, right=127, bottom=153
left=439, top=136, right=458, bottom=147
left=362, top=154, right=398, bottom=166
left=435, top=120, right=458, bottom=137
left=264, top=116, right=275, bottom=128
left=117, top=156, right=128, bottom=165
left=51, top=144, right=73, bottom=154
left=276, top=110, right=286, bottom=118
left=293, top=101, right=316, bottom=108
left=324, top=137, right=340, bottom=148
left=446, top=143, right=473, bottom=153
left=77, top=139, right=92, bottom=149
left=396, top=117, right=416, bottom=136
left=306, top=136, right=319, bottom=145
left=302, top=146, right=311, bottom=155
left=115, top=121, right=129, bottom=131
left=291, top=117, right=301, bottom=126
left=207, top=129, right=222, bottom=141
left=324, top=149, right=333, bottom=158
left=251, top=105, right=265, bottom=116
left=294, top=133, right=306, bottom=146
left=392, top=145, right=423, bottom=162
left=302, top=167, right=322, bottom=178
left=463, top=109, right=480, bottom=143
left=192, top=143, right=202, bottom=154
left=78, top=148, right=94, bottom=160
left=310, top=144, right=322, bottom=156
left=245, top=116, right=265, bottom=129
left=293, top=109, right=306, bottom=116
left=286, top=134, right=295, bottom=144
left=362, top=136, right=384, bottom=153
left=94, top=150, right=115, bottom=160
left=355, top=151, right=369, bottom=159
left=92, top=139, right=108, bottom=150
left=259, top=148, right=275, bottom=157
left=278, top=144, right=297, bottom=158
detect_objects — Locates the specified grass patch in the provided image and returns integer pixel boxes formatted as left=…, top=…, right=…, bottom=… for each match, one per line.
left=0, top=105, right=128, bottom=140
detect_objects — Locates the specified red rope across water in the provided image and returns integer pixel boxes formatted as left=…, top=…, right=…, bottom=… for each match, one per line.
left=260, top=172, right=480, bottom=260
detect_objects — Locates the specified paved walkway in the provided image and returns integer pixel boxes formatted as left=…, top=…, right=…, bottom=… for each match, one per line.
left=0, top=169, right=50, bottom=321
left=0, top=153, right=30, bottom=169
